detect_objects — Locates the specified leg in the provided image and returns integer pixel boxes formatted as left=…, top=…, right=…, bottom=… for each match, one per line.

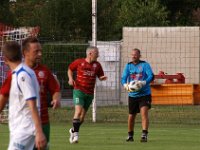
left=126, top=113, right=136, bottom=141
left=138, top=95, right=151, bottom=142
left=128, top=114, right=136, bottom=133
left=140, top=106, right=149, bottom=142
left=126, top=96, right=139, bottom=142
left=80, top=108, right=86, bottom=123
left=140, top=106, right=149, bottom=131
left=69, top=90, right=91, bottom=144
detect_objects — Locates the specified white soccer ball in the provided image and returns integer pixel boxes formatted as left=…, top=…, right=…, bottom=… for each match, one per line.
left=128, top=81, right=143, bottom=91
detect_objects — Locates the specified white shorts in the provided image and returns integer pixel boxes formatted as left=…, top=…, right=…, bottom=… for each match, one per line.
left=8, top=133, right=35, bottom=150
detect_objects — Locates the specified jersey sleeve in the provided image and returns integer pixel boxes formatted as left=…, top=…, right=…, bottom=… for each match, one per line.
left=121, top=63, right=129, bottom=85
left=144, top=63, right=154, bottom=84
left=0, top=72, right=12, bottom=96
left=96, top=63, right=104, bottom=78
left=18, top=72, right=37, bottom=101
left=69, top=59, right=81, bottom=71
left=46, top=69, right=60, bottom=95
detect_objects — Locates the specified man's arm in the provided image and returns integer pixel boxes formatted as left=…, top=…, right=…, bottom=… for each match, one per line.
left=0, top=94, right=8, bottom=113
left=0, top=73, right=12, bottom=112
left=68, top=68, right=75, bottom=86
left=99, top=76, right=107, bottom=81
left=145, top=63, right=154, bottom=84
left=51, top=92, right=61, bottom=109
left=27, top=100, right=46, bottom=149
left=46, top=71, right=61, bottom=109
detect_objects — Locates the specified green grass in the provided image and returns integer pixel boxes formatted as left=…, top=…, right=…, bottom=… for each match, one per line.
left=1, top=123, right=200, bottom=150
left=1, top=105, right=200, bottom=149
left=48, top=105, right=200, bottom=124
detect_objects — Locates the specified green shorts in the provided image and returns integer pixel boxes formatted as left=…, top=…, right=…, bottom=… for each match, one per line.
left=73, top=89, right=94, bottom=111
left=33, top=123, right=50, bottom=150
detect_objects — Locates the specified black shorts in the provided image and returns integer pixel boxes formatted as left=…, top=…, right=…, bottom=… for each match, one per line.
left=128, top=95, right=152, bottom=114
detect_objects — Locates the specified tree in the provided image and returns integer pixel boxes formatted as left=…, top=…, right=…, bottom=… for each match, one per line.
left=0, top=0, right=16, bottom=25
left=160, top=0, right=200, bottom=25
left=97, top=0, right=121, bottom=40
left=36, top=0, right=91, bottom=42
left=117, top=0, right=169, bottom=27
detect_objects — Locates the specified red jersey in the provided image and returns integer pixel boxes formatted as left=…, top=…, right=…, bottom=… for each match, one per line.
left=69, top=58, right=104, bottom=94
left=0, top=64, right=60, bottom=125
left=0, top=71, right=12, bottom=96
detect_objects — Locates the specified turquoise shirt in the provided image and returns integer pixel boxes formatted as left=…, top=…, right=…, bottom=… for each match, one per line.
left=121, top=61, right=154, bottom=98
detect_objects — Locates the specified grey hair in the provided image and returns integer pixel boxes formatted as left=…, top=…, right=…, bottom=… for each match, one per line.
left=86, top=46, right=98, bottom=55
left=132, top=48, right=141, bottom=54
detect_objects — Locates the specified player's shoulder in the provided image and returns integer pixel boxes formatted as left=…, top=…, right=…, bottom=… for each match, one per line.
left=75, top=58, right=85, bottom=62
left=36, top=64, right=51, bottom=71
left=34, top=64, right=54, bottom=76
left=70, top=58, right=86, bottom=66
left=16, top=64, right=34, bottom=75
left=16, top=65, right=35, bottom=82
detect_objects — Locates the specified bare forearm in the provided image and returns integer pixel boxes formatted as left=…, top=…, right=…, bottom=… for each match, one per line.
left=51, top=92, right=61, bottom=109
left=68, top=69, right=73, bottom=81
left=0, top=95, right=8, bottom=113
left=68, top=69, right=75, bottom=86
left=52, top=92, right=61, bottom=101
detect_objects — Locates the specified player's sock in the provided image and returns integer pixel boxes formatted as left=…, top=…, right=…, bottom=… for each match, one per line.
left=126, top=131, right=134, bottom=142
left=128, top=131, right=134, bottom=137
left=73, top=119, right=81, bottom=132
left=141, top=130, right=148, bottom=142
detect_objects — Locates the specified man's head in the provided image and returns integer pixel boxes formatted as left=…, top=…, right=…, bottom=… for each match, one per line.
left=22, top=37, right=42, bottom=67
left=131, top=48, right=141, bottom=64
left=86, top=46, right=99, bottom=62
left=2, top=41, right=22, bottom=65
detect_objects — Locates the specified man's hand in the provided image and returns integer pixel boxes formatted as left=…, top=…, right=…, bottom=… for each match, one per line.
left=68, top=79, right=75, bottom=86
left=51, top=99, right=61, bottom=109
left=35, top=131, right=47, bottom=150
left=99, top=76, right=107, bottom=81
left=123, top=83, right=133, bottom=92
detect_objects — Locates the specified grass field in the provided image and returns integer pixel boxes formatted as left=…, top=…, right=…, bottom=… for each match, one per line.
left=1, top=105, right=200, bottom=149
left=0, top=123, right=200, bottom=150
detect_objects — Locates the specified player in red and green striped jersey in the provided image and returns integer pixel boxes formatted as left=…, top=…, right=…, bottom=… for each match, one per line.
left=68, top=46, right=107, bottom=144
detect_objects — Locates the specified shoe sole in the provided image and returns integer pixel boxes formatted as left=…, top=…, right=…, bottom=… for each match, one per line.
left=69, top=129, right=74, bottom=143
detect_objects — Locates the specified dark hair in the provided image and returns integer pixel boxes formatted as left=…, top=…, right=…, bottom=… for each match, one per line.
left=133, top=48, right=141, bottom=55
left=22, top=37, right=39, bottom=53
left=2, top=41, right=22, bottom=62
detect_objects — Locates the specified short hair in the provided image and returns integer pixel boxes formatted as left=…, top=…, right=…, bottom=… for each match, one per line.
left=22, top=37, right=39, bottom=53
left=132, top=48, right=141, bottom=55
left=2, top=41, right=22, bottom=62
left=86, top=46, right=98, bottom=55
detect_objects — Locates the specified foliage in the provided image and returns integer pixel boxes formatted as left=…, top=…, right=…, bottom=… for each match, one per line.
left=97, top=0, right=122, bottom=40
left=35, top=0, right=91, bottom=41
left=160, top=0, right=200, bottom=25
left=117, top=0, right=169, bottom=27
left=0, top=0, right=16, bottom=25
left=8, top=0, right=46, bottom=26
left=41, top=43, right=88, bottom=89
left=4, top=0, right=200, bottom=41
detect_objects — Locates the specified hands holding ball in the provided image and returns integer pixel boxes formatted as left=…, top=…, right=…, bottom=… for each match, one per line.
left=123, top=80, right=146, bottom=92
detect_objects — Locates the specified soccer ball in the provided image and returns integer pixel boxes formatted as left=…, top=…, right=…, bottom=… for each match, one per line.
left=128, top=81, right=143, bottom=91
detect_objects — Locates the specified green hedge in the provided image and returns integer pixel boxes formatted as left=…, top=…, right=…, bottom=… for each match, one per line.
left=41, top=43, right=88, bottom=90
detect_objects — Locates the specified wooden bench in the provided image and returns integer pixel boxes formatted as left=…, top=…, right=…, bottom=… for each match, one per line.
left=151, top=84, right=200, bottom=105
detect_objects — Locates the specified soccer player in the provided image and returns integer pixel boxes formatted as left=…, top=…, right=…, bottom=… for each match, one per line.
left=68, top=46, right=107, bottom=144
left=121, top=48, right=154, bottom=142
left=0, top=41, right=46, bottom=150
left=0, top=37, right=61, bottom=150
